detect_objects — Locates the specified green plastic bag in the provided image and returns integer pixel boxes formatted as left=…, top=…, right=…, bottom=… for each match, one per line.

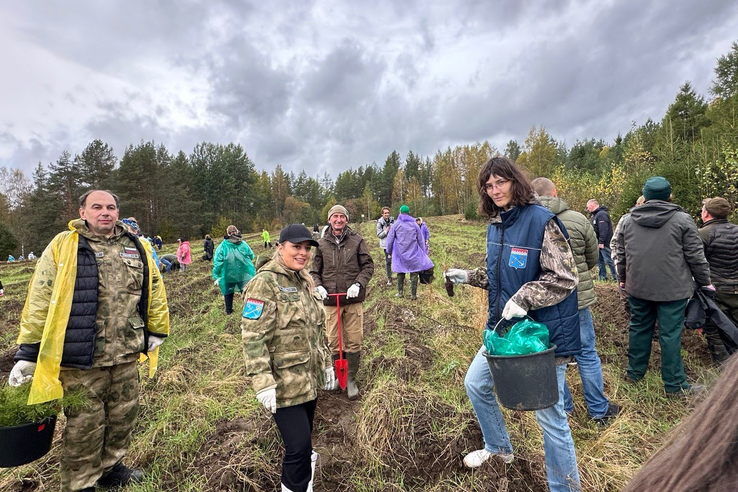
left=484, top=319, right=550, bottom=355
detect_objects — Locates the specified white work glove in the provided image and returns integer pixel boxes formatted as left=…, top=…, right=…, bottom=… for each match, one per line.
left=256, top=387, right=277, bottom=413
left=324, top=367, right=337, bottom=390
left=444, top=269, right=469, bottom=284
left=315, top=286, right=328, bottom=300
left=9, top=360, right=36, bottom=387
left=502, top=299, right=527, bottom=320
left=346, top=283, right=361, bottom=299
left=148, top=336, right=164, bottom=352
left=213, top=279, right=219, bottom=287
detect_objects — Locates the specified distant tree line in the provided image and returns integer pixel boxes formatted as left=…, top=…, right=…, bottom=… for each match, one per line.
left=1, top=42, right=737, bottom=258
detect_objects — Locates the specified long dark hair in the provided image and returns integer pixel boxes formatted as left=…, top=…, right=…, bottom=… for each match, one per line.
left=624, top=354, right=738, bottom=492
left=477, top=156, right=535, bottom=218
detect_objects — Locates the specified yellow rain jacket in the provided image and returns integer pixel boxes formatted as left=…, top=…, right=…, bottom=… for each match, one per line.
left=17, top=220, right=170, bottom=404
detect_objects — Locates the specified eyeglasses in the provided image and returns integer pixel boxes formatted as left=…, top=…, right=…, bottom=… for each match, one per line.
left=483, top=179, right=510, bottom=192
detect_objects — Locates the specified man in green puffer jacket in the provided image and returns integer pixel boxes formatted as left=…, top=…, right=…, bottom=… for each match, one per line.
left=534, top=178, right=620, bottom=424
left=213, top=225, right=256, bottom=315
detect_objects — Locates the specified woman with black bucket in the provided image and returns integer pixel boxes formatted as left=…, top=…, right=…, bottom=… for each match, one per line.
left=241, top=224, right=337, bottom=492
left=444, top=156, right=582, bottom=492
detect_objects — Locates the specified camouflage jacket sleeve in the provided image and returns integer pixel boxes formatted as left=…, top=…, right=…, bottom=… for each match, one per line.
left=241, top=276, right=278, bottom=393
left=466, top=267, right=490, bottom=290
left=510, top=219, right=578, bottom=311
left=610, top=215, right=626, bottom=274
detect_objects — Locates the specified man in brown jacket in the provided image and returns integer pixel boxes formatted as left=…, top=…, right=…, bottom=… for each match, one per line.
left=310, top=204, right=374, bottom=399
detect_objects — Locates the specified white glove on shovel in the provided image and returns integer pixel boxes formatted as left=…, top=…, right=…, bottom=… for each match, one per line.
left=315, top=286, right=328, bottom=300
left=502, top=299, right=527, bottom=320
left=9, top=360, right=36, bottom=387
left=444, top=269, right=469, bottom=284
left=256, top=387, right=277, bottom=413
left=324, top=367, right=337, bottom=390
left=346, top=283, right=361, bottom=299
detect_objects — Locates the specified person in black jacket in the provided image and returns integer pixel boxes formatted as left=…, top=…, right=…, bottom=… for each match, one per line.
left=586, top=199, right=616, bottom=281
left=203, top=234, right=215, bottom=261
left=698, top=197, right=738, bottom=365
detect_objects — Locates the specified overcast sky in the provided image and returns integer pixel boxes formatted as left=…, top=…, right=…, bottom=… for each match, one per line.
left=1, top=0, right=737, bottom=180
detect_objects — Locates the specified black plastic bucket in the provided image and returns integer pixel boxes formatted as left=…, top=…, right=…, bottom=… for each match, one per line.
left=484, top=345, right=558, bottom=411
left=0, top=415, right=57, bottom=467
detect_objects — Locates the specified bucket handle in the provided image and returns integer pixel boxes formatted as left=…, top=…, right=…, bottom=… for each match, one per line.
left=492, top=314, right=535, bottom=335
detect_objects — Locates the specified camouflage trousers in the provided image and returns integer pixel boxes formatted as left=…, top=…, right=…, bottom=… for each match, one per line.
left=324, top=303, right=364, bottom=354
left=58, top=361, right=140, bottom=492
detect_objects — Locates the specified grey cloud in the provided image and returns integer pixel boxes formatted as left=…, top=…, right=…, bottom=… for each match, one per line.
left=205, top=35, right=293, bottom=128
left=300, top=40, right=385, bottom=110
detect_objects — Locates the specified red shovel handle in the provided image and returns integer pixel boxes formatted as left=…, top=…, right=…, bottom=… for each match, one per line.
left=328, top=293, right=347, bottom=359
left=328, top=293, right=348, bottom=390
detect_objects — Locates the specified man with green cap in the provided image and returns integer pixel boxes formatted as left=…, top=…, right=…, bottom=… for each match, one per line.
left=615, top=176, right=713, bottom=396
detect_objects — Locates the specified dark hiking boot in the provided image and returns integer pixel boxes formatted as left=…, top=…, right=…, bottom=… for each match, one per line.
left=593, top=402, right=621, bottom=425
left=666, top=384, right=707, bottom=399
left=623, top=373, right=642, bottom=385
left=98, top=463, right=144, bottom=487
left=410, top=277, right=418, bottom=300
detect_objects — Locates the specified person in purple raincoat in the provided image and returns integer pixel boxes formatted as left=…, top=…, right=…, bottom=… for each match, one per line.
left=386, top=205, right=434, bottom=300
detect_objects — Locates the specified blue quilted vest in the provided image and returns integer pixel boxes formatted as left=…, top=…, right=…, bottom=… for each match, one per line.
left=486, top=204, right=581, bottom=356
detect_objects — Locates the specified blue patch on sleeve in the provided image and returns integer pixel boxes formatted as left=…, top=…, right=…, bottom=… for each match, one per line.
left=243, top=298, right=265, bottom=319
left=508, top=247, right=528, bottom=269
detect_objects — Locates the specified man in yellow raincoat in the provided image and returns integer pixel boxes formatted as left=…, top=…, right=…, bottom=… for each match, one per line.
left=8, top=190, right=170, bottom=492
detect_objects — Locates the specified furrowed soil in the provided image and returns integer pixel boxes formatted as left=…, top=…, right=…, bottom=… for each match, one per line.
left=0, top=216, right=718, bottom=491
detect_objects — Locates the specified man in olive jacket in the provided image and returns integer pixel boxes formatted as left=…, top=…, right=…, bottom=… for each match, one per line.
left=534, top=178, right=619, bottom=423
left=616, top=177, right=713, bottom=395
left=698, top=197, right=738, bottom=364
left=310, top=204, right=374, bottom=399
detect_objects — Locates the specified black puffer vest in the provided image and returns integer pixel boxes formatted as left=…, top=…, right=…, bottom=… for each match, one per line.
left=15, top=232, right=151, bottom=368
left=702, top=219, right=738, bottom=289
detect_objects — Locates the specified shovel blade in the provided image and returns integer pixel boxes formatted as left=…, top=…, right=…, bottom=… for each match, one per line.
left=335, top=359, right=348, bottom=390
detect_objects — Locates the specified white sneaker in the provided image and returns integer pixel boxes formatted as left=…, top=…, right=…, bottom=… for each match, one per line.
left=463, top=449, right=514, bottom=468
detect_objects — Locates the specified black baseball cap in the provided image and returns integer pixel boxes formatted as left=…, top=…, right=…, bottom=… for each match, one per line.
left=278, top=224, right=319, bottom=247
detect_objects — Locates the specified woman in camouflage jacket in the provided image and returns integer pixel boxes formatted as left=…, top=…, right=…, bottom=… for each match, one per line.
left=241, top=224, right=336, bottom=492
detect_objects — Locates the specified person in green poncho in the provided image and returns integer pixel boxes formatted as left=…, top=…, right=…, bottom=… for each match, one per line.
left=213, top=225, right=256, bottom=314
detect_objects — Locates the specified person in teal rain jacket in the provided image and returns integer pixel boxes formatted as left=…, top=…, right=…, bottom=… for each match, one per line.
left=213, top=225, right=256, bottom=314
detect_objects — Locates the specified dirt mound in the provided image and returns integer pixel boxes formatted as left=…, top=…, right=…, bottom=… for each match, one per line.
left=187, top=417, right=280, bottom=492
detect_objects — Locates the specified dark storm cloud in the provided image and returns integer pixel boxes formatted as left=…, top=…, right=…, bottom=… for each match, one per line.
left=205, top=35, right=294, bottom=128
left=440, top=0, right=738, bottom=148
left=2, top=0, right=738, bottom=180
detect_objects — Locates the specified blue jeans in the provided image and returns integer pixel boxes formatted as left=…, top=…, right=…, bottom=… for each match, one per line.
left=465, top=346, right=581, bottom=492
left=160, top=258, right=172, bottom=272
left=563, top=308, right=610, bottom=418
left=598, top=247, right=616, bottom=281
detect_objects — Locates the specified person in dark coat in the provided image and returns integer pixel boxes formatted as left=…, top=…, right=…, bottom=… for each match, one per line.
left=698, top=197, right=738, bottom=365
left=616, top=177, right=713, bottom=396
left=203, top=234, right=215, bottom=261
left=586, top=199, right=616, bottom=281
